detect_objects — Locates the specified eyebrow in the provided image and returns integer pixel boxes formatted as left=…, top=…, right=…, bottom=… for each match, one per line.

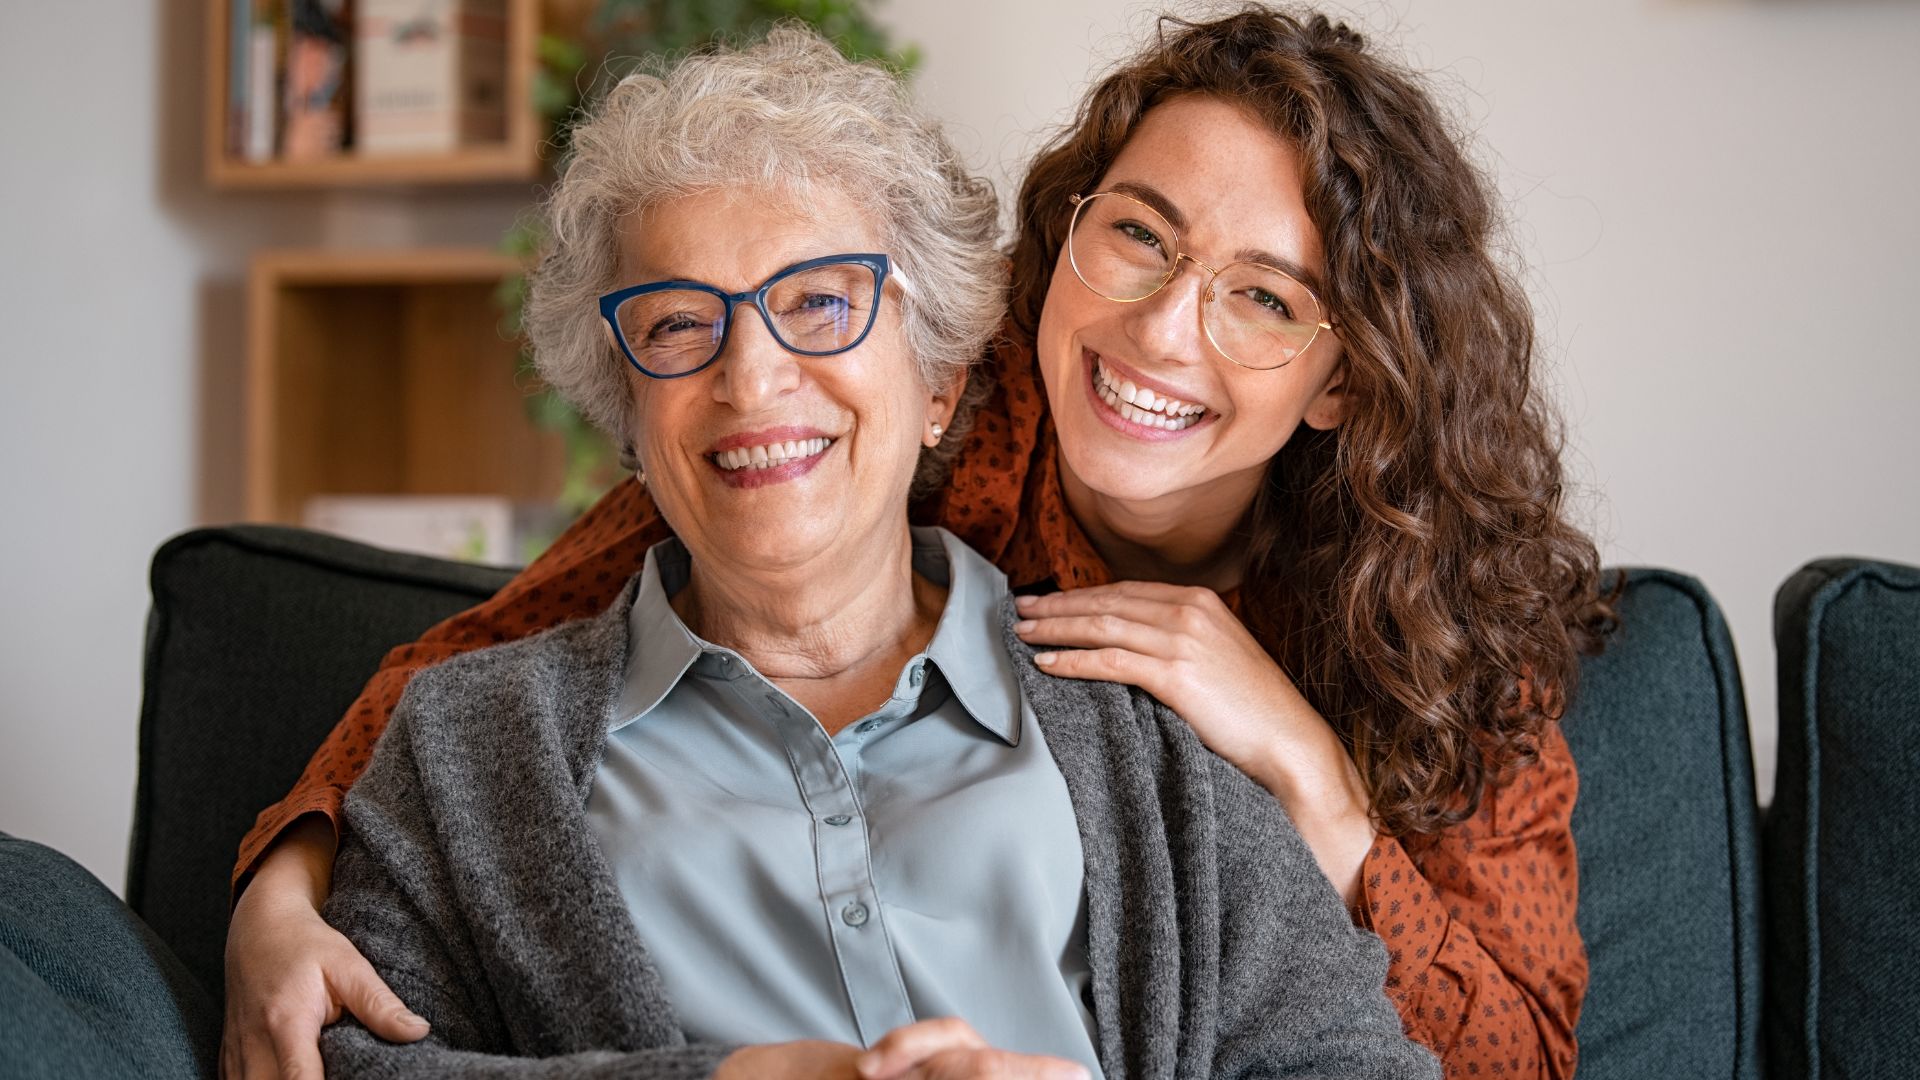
left=1104, top=179, right=1327, bottom=295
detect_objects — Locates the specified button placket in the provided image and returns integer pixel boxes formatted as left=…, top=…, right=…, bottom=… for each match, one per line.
left=747, top=675, right=913, bottom=1043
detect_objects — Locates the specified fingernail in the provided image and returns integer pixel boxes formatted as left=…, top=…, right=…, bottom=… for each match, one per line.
left=1034, top=652, right=1057, bottom=666
left=1014, top=594, right=1036, bottom=607
left=403, top=1011, right=429, bottom=1029
left=855, top=1052, right=880, bottom=1078
left=1014, top=619, right=1036, bottom=633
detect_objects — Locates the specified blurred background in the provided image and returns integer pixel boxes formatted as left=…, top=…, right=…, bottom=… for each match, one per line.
left=1, top=0, right=1916, bottom=892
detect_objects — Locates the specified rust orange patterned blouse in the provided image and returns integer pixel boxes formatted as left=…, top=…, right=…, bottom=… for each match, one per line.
left=237, top=329, right=1586, bottom=1079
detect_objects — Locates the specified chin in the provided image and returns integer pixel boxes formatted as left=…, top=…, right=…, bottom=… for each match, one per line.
left=1054, top=429, right=1187, bottom=505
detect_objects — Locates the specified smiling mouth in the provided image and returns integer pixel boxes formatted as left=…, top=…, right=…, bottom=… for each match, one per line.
left=708, top=436, right=835, bottom=473
left=1090, top=356, right=1210, bottom=432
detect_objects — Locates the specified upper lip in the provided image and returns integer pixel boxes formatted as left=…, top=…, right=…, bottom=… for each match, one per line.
left=1088, top=349, right=1212, bottom=412
left=708, top=425, right=835, bottom=454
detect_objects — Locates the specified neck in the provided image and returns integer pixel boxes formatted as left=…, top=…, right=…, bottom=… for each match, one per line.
left=670, top=523, right=942, bottom=683
left=1058, top=454, right=1261, bottom=592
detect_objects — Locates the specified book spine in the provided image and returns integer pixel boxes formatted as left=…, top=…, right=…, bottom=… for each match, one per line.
left=228, top=0, right=251, bottom=156
left=244, top=0, right=282, bottom=161
left=282, top=0, right=352, bottom=160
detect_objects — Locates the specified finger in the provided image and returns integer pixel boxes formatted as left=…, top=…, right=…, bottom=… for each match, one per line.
left=265, top=1009, right=325, bottom=1080
left=1014, top=580, right=1210, bottom=617
left=1015, top=593, right=1209, bottom=640
left=856, top=1017, right=986, bottom=1079
left=330, top=950, right=429, bottom=1042
left=1030, top=646, right=1156, bottom=687
left=903, top=1048, right=1091, bottom=1080
left=1013, top=612, right=1181, bottom=660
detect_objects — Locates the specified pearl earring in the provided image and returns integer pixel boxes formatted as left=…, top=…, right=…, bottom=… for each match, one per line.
left=929, top=423, right=944, bottom=444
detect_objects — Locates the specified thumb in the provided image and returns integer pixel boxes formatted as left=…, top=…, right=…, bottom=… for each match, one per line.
left=330, top=953, right=429, bottom=1042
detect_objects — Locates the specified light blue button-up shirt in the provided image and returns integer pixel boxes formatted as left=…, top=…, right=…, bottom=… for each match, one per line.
left=586, top=528, right=1101, bottom=1073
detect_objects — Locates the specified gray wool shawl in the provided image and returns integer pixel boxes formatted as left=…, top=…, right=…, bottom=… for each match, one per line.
left=320, top=575, right=1440, bottom=1079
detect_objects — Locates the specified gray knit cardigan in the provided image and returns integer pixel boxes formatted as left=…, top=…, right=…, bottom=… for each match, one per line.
left=320, top=576, right=1440, bottom=1079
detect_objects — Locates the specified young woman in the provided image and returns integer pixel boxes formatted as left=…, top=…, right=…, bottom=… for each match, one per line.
left=223, top=9, right=1613, bottom=1079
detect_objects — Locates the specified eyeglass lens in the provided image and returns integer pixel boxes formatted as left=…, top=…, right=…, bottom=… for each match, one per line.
left=1068, top=192, right=1322, bottom=369
left=613, top=261, right=879, bottom=377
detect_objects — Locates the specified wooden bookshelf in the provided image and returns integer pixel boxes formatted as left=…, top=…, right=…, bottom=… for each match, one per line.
left=205, top=0, right=581, bottom=190
left=245, top=248, right=572, bottom=523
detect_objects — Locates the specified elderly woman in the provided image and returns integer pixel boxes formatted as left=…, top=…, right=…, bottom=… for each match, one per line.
left=312, top=26, right=1434, bottom=1080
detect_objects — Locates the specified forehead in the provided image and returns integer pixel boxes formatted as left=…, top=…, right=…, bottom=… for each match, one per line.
left=1096, top=95, right=1323, bottom=270
left=618, top=183, right=885, bottom=287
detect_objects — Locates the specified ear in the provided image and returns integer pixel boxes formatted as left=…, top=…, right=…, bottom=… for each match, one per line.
left=1302, top=357, right=1351, bottom=432
left=925, top=367, right=968, bottom=446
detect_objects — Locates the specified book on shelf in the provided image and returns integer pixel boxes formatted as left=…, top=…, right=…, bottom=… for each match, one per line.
left=282, top=0, right=353, bottom=160
left=242, top=0, right=284, bottom=161
left=356, top=0, right=509, bottom=155
left=223, top=0, right=511, bottom=168
left=227, top=0, right=250, bottom=155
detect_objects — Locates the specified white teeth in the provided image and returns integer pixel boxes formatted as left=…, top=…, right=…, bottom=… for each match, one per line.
left=712, top=436, right=833, bottom=471
left=1093, top=360, right=1205, bottom=431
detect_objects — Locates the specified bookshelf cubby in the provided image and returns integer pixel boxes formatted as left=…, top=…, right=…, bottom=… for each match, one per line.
left=205, top=0, right=583, bottom=190
left=245, top=248, right=574, bottom=524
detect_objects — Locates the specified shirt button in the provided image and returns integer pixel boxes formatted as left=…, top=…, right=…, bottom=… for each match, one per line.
left=857, top=719, right=883, bottom=734
left=909, top=663, right=925, bottom=687
left=841, top=902, right=870, bottom=927
left=824, top=814, right=852, bottom=826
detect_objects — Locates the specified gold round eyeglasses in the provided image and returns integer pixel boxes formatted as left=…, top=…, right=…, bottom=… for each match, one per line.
left=1066, top=191, right=1332, bottom=370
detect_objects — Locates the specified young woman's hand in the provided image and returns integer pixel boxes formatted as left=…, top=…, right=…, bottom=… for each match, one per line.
left=221, top=815, right=428, bottom=1080
left=1013, top=582, right=1375, bottom=902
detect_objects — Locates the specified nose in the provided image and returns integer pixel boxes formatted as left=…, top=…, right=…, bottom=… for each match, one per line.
left=1120, top=255, right=1211, bottom=367
left=710, top=299, right=801, bottom=411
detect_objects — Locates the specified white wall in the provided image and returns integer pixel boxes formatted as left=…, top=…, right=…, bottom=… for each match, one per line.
left=0, top=4, right=528, bottom=891
left=877, top=0, right=1920, bottom=803
left=2, top=0, right=1916, bottom=891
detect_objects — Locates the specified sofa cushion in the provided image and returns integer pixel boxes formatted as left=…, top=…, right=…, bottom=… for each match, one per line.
left=130, top=525, right=514, bottom=1003
left=1766, top=558, right=1920, bottom=1080
left=1562, top=570, right=1762, bottom=1080
left=0, top=832, right=218, bottom=1079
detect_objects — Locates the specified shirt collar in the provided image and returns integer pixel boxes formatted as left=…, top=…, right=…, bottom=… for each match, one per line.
left=915, top=526, right=1023, bottom=746
left=612, top=540, right=704, bottom=729
left=613, top=527, right=1022, bottom=747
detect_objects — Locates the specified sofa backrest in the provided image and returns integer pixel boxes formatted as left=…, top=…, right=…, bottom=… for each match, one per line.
left=134, top=528, right=1768, bottom=1078
left=131, top=526, right=514, bottom=1003
left=1562, top=569, right=1763, bottom=1080
left=1766, top=558, right=1920, bottom=1080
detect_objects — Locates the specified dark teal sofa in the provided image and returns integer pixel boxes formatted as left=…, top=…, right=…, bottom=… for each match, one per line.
left=1764, top=559, right=1920, bottom=1080
left=1, top=525, right=1911, bottom=1078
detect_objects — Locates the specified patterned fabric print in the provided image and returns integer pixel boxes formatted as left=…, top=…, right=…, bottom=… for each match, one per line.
left=1356, top=726, right=1584, bottom=1079
left=236, top=323, right=1586, bottom=1078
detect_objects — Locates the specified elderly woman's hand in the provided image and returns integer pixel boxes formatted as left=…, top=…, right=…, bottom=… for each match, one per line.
left=714, top=1020, right=1089, bottom=1080
left=221, top=816, right=428, bottom=1080
left=856, top=1019, right=1091, bottom=1080
left=1013, top=582, right=1376, bottom=903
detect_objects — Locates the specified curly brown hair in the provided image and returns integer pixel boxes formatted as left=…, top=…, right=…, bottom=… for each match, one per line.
left=1009, top=6, right=1620, bottom=838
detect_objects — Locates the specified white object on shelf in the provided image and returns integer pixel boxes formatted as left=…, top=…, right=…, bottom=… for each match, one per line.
left=355, top=0, right=508, bottom=155
left=303, top=494, right=514, bottom=564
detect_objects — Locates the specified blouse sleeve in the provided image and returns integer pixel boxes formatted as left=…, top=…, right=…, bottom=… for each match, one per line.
left=1354, top=723, right=1586, bottom=1079
left=230, top=477, right=671, bottom=894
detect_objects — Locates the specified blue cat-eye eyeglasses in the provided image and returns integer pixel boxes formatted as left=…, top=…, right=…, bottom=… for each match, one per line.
left=598, top=253, right=903, bottom=380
